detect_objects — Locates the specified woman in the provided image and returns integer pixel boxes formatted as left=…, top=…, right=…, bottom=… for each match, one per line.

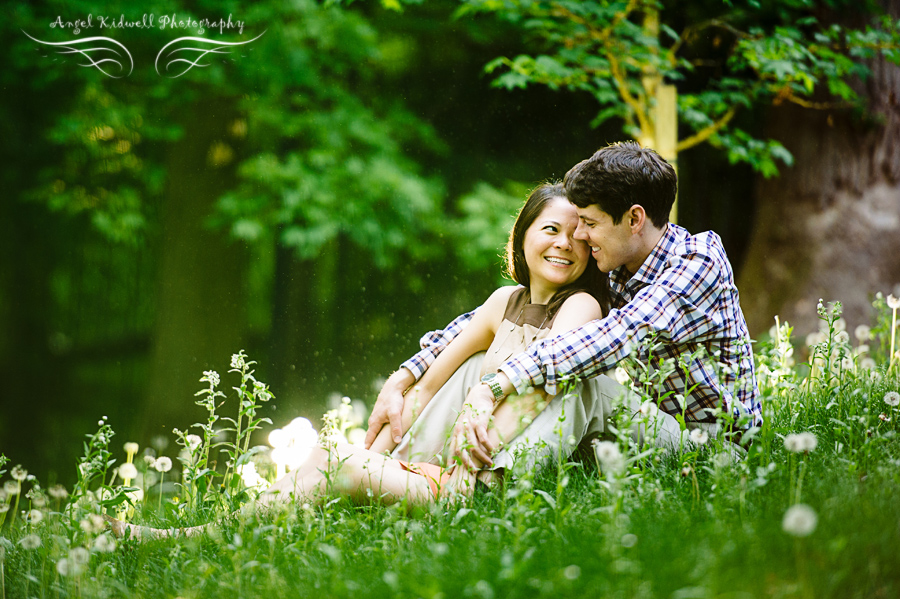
left=107, top=183, right=608, bottom=538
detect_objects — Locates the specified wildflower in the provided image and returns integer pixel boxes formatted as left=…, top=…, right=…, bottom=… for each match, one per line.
left=70, top=546, right=90, bottom=567
left=680, top=465, right=691, bottom=477
left=92, top=534, right=117, bottom=553
left=201, top=370, right=220, bottom=387
left=879, top=413, right=891, bottom=422
left=19, top=534, right=41, bottom=550
left=782, top=504, right=818, bottom=537
left=80, top=514, right=106, bottom=535
left=230, top=353, right=246, bottom=370
left=3, top=481, right=19, bottom=495
left=614, top=367, right=631, bottom=386
left=593, top=440, right=625, bottom=475
left=861, top=357, right=877, bottom=370
left=151, top=435, right=169, bottom=451
left=639, top=400, right=659, bottom=418
left=835, top=331, right=850, bottom=345
left=854, top=325, right=871, bottom=342
left=689, top=429, right=709, bottom=445
left=143, top=455, right=157, bottom=468
left=118, top=463, right=138, bottom=481
left=884, top=392, right=900, bottom=407
left=185, top=434, right=202, bottom=450
left=784, top=432, right=817, bottom=453
left=56, top=558, right=71, bottom=576
left=155, top=456, right=173, bottom=473
left=11, top=465, right=27, bottom=481
left=26, top=509, right=43, bottom=525
left=887, top=294, right=900, bottom=310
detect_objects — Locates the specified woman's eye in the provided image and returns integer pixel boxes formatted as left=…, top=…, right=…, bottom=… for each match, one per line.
left=543, top=226, right=558, bottom=233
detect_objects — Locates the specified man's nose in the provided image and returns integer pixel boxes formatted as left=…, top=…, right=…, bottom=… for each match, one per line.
left=574, top=222, right=588, bottom=241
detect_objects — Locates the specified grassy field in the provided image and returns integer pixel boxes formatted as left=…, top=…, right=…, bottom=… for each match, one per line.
left=2, top=301, right=899, bottom=598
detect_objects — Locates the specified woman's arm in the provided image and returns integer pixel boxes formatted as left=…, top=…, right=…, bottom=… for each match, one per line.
left=452, top=292, right=604, bottom=470
left=368, top=286, right=518, bottom=453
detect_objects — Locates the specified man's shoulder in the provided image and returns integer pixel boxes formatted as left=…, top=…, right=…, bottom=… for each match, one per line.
left=670, top=227, right=725, bottom=258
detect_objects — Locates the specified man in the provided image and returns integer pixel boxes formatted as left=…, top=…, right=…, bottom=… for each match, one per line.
left=365, top=141, right=760, bottom=468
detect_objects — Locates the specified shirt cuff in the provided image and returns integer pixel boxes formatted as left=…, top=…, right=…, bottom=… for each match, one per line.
left=498, top=360, right=545, bottom=396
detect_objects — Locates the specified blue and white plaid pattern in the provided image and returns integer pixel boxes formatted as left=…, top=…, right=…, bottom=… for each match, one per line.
left=401, top=224, right=760, bottom=424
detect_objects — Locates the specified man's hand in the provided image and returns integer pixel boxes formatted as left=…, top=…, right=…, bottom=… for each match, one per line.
left=450, top=384, right=496, bottom=471
left=364, top=368, right=415, bottom=449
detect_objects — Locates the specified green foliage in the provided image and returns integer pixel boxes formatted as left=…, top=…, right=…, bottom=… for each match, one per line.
left=462, top=0, right=900, bottom=176
left=449, top=181, right=527, bottom=272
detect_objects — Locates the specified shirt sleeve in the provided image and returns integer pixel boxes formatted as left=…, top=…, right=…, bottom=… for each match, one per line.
left=499, top=250, right=724, bottom=395
left=399, top=308, right=477, bottom=381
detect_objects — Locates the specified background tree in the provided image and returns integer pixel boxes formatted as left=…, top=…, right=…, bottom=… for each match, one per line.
left=459, top=0, right=900, bottom=331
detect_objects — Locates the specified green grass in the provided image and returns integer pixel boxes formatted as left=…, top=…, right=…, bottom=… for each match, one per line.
left=3, top=305, right=900, bottom=598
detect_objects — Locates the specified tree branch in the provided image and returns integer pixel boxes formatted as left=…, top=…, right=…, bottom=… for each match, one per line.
left=676, top=105, right=738, bottom=152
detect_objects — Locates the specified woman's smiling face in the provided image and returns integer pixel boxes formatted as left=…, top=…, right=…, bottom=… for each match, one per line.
left=523, top=196, right=590, bottom=304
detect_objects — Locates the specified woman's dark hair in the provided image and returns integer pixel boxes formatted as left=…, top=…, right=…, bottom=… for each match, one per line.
left=504, top=182, right=610, bottom=316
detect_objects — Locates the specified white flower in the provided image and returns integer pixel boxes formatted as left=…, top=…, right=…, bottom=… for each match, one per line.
left=185, top=434, right=203, bottom=450
left=784, top=432, right=817, bottom=453
left=887, top=294, right=900, bottom=310
left=230, top=353, right=246, bottom=370
left=689, top=429, right=709, bottom=445
left=56, top=558, right=71, bottom=577
left=92, top=534, right=117, bottom=553
left=26, top=509, right=43, bottom=525
left=782, top=504, right=818, bottom=537
left=11, top=465, right=27, bottom=481
left=19, top=534, right=42, bottom=550
left=3, top=481, right=19, bottom=495
left=884, top=392, right=900, bottom=407
left=861, top=357, right=877, bottom=370
left=201, top=370, right=220, bottom=387
left=143, top=455, right=157, bottom=468
left=854, top=325, right=871, bottom=342
left=614, top=367, right=631, bottom=386
left=593, top=440, right=625, bottom=474
left=79, top=514, right=106, bottom=535
left=123, top=442, right=139, bottom=455
left=154, top=456, right=172, bottom=473
left=48, top=484, right=68, bottom=500
left=639, top=400, right=659, bottom=418
left=70, top=547, right=90, bottom=566
left=118, top=463, right=138, bottom=480
left=835, top=331, right=850, bottom=345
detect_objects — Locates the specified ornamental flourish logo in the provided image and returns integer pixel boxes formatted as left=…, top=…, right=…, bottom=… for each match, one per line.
left=23, top=14, right=265, bottom=78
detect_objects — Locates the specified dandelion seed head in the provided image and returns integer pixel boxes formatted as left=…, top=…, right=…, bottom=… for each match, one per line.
left=689, top=429, right=709, bottom=445
left=56, top=558, right=71, bottom=576
left=92, top=534, right=117, bottom=553
left=26, top=509, right=43, bottom=525
left=3, top=481, right=19, bottom=495
left=185, top=434, right=202, bottom=450
left=19, top=534, right=41, bottom=550
left=884, top=392, right=900, bottom=407
left=11, top=465, right=27, bottom=481
left=639, top=400, right=659, bottom=418
left=782, top=503, right=818, bottom=537
left=117, top=463, right=137, bottom=481
left=155, top=456, right=173, bottom=473
left=854, top=325, right=871, bottom=342
left=593, top=440, right=623, bottom=465
left=887, top=294, right=900, bottom=310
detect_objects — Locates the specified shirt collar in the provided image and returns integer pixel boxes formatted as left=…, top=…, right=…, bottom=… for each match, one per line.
left=610, top=223, right=686, bottom=291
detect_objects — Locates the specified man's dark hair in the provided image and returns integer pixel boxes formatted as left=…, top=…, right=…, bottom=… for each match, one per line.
left=563, top=141, right=677, bottom=228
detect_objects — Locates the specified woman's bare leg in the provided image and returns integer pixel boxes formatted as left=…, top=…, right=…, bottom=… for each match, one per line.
left=259, top=441, right=434, bottom=507
left=107, top=442, right=437, bottom=541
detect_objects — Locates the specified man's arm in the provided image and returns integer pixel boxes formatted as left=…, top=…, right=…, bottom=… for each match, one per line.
left=498, top=250, right=725, bottom=395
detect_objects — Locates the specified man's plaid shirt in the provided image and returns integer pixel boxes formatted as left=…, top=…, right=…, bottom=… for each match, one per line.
left=401, top=224, right=761, bottom=425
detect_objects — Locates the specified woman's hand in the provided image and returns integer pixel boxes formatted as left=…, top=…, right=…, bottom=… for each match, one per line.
left=449, top=384, right=496, bottom=470
left=365, top=368, right=414, bottom=448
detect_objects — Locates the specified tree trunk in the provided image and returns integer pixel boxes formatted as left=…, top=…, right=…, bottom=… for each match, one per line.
left=738, top=4, right=900, bottom=337
left=141, top=100, right=247, bottom=438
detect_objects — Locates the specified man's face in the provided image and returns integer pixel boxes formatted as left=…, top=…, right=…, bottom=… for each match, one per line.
left=573, top=204, right=639, bottom=274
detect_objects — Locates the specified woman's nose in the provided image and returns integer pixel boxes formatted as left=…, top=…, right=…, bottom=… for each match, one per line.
left=554, top=234, right=573, bottom=250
